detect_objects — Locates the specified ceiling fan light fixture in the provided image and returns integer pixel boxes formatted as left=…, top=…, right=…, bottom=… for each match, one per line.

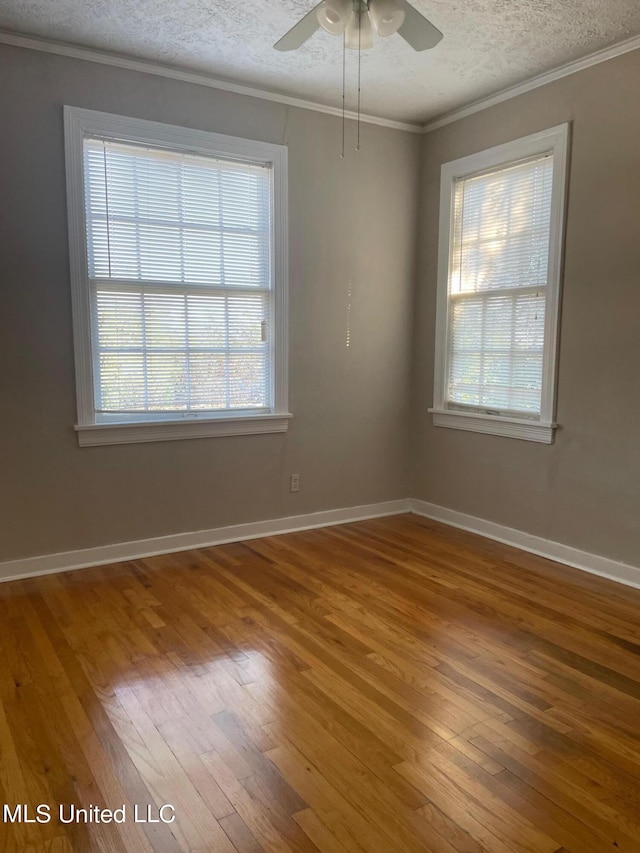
left=368, top=0, right=405, bottom=36
left=344, top=8, right=374, bottom=49
left=316, top=0, right=353, bottom=35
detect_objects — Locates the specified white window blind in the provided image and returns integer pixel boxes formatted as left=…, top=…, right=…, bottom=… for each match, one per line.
left=446, top=154, right=553, bottom=418
left=83, top=138, right=273, bottom=420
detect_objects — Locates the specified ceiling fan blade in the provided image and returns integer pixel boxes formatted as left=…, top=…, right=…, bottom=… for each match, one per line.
left=274, top=2, right=323, bottom=51
left=397, top=0, right=443, bottom=51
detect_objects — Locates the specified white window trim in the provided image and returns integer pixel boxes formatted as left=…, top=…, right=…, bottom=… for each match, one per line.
left=429, top=123, right=570, bottom=444
left=64, top=106, right=290, bottom=447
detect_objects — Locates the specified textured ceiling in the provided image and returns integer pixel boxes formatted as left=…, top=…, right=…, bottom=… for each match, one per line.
left=1, top=1, right=640, bottom=123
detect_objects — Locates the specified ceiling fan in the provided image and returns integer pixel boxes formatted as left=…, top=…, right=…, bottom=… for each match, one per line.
left=274, top=0, right=443, bottom=53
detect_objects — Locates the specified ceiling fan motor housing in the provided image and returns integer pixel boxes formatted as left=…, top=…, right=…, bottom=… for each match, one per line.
left=317, top=0, right=405, bottom=45
left=274, top=0, right=442, bottom=54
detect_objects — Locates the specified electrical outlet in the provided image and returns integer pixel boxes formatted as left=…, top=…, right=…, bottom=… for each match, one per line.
left=290, top=473, right=300, bottom=493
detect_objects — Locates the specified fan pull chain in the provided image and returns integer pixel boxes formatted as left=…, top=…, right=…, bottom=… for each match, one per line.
left=356, top=2, right=361, bottom=151
left=341, top=32, right=346, bottom=159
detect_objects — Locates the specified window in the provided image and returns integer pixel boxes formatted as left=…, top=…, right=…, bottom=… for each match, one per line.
left=430, top=124, right=569, bottom=443
left=64, top=107, right=290, bottom=446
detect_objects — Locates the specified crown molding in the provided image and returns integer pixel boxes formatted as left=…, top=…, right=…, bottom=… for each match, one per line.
left=422, top=33, right=640, bottom=133
left=0, top=29, right=423, bottom=134
left=2, top=27, right=639, bottom=140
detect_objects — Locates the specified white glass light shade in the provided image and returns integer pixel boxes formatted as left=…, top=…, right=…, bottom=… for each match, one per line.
left=316, top=0, right=353, bottom=35
left=344, top=8, right=374, bottom=49
left=368, top=0, right=405, bottom=36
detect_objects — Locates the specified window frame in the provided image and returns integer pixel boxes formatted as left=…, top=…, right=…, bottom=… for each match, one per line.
left=429, top=123, right=570, bottom=444
left=64, top=106, right=290, bottom=447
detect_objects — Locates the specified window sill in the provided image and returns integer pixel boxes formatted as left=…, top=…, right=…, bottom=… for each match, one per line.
left=75, top=412, right=293, bottom=447
left=428, top=409, right=556, bottom=444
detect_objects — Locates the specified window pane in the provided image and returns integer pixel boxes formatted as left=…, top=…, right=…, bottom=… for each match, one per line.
left=84, top=139, right=271, bottom=288
left=188, top=353, right=227, bottom=410
left=447, top=154, right=553, bottom=416
left=229, top=353, right=268, bottom=409
left=98, top=352, right=146, bottom=411
left=95, top=291, right=142, bottom=348
left=85, top=137, right=274, bottom=417
left=95, top=288, right=269, bottom=413
left=450, top=156, right=553, bottom=296
left=448, top=290, right=546, bottom=414
left=147, top=353, right=187, bottom=410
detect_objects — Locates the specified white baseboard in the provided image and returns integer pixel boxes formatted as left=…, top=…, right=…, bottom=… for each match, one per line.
left=0, top=499, right=410, bottom=584
left=410, top=499, right=640, bottom=591
left=2, top=497, right=638, bottom=592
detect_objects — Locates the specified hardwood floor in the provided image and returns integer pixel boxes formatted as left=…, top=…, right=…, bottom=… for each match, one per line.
left=1, top=514, right=640, bottom=852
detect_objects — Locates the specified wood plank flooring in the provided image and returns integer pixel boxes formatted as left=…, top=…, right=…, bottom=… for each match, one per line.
left=1, top=514, right=640, bottom=852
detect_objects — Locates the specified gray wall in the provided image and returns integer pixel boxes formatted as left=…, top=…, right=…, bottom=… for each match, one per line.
left=0, top=44, right=419, bottom=561
left=2, top=41, right=639, bottom=569
left=413, top=48, right=640, bottom=566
